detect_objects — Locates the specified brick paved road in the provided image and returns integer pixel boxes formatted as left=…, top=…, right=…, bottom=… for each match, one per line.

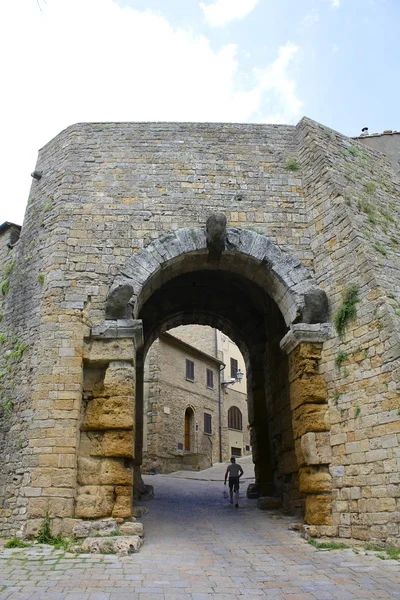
left=1, top=457, right=399, bottom=599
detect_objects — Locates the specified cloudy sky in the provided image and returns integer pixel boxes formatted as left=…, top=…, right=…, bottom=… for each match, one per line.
left=1, top=0, right=398, bottom=225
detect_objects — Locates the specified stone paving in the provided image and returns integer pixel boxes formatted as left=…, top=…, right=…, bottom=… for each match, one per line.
left=0, top=457, right=399, bottom=599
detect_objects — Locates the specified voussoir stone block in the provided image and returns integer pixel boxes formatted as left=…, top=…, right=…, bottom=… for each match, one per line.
left=75, top=485, right=115, bottom=519
left=82, top=396, right=134, bottom=430
left=78, top=457, right=132, bottom=486
left=305, top=494, right=333, bottom=526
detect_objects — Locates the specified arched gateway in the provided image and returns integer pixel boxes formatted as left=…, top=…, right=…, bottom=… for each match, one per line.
left=0, top=118, right=399, bottom=545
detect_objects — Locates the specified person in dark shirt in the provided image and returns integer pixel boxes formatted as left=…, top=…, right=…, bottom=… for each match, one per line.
left=224, top=457, right=244, bottom=508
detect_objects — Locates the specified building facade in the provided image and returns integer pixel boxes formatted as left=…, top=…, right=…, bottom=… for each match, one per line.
left=142, top=327, right=250, bottom=473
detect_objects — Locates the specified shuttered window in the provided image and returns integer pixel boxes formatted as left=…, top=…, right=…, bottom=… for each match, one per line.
left=228, top=406, right=243, bottom=431
left=230, top=357, right=238, bottom=379
left=186, top=359, right=194, bottom=381
left=204, top=412, right=212, bottom=434
left=206, top=368, right=214, bottom=388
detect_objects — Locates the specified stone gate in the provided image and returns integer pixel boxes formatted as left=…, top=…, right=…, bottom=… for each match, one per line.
left=0, top=117, right=399, bottom=545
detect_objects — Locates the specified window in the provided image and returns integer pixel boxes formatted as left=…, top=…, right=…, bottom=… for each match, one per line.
left=228, top=406, right=243, bottom=431
left=230, top=357, right=238, bottom=379
left=204, top=412, right=212, bottom=434
left=206, top=368, right=214, bottom=388
left=186, top=359, right=194, bottom=381
left=231, top=446, right=242, bottom=457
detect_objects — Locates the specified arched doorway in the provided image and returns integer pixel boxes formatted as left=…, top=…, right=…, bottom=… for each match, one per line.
left=184, top=407, right=194, bottom=452
left=85, top=225, right=333, bottom=527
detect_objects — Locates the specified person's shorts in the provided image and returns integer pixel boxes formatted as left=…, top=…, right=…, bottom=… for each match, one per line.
left=228, top=476, right=240, bottom=492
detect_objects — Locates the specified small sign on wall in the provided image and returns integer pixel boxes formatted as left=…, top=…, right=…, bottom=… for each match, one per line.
left=163, top=406, right=170, bottom=414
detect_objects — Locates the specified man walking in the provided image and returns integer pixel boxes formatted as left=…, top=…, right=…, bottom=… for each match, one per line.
left=224, top=457, right=244, bottom=508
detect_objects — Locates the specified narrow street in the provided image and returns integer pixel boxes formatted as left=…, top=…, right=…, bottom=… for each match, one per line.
left=0, top=457, right=399, bottom=599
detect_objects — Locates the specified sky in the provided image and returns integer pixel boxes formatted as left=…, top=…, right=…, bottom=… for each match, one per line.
left=1, top=0, right=399, bottom=226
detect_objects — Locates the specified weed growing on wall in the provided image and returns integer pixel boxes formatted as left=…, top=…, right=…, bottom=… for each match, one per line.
left=335, top=351, right=348, bottom=368
left=285, top=157, right=300, bottom=171
left=334, top=285, right=360, bottom=338
left=0, top=279, right=10, bottom=296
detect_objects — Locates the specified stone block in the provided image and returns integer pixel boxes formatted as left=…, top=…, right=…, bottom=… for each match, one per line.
left=119, top=522, right=144, bottom=536
left=288, top=343, right=322, bottom=382
left=81, top=535, right=143, bottom=555
left=290, top=375, right=327, bottom=410
left=112, top=485, right=133, bottom=518
left=83, top=339, right=135, bottom=363
left=305, top=495, right=333, bottom=526
left=75, top=485, right=115, bottom=519
left=78, top=457, right=132, bottom=486
left=301, top=432, right=332, bottom=465
left=82, top=396, right=134, bottom=430
left=299, top=467, right=332, bottom=494
left=73, top=517, right=119, bottom=538
left=103, top=361, right=135, bottom=396
left=88, top=431, right=134, bottom=458
left=132, top=506, right=149, bottom=518
left=257, top=496, right=282, bottom=510
left=292, top=404, right=329, bottom=439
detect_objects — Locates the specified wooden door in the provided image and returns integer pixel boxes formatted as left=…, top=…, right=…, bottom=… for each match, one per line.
left=184, top=410, right=191, bottom=451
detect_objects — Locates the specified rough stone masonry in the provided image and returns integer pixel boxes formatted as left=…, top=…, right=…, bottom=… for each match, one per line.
left=0, top=117, right=399, bottom=546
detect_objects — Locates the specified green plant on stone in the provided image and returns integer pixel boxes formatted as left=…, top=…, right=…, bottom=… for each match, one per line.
left=5, top=262, right=14, bottom=276
left=17, top=437, right=24, bottom=449
left=37, top=511, right=53, bottom=544
left=285, top=157, right=300, bottom=171
left=0, top=278, right=10, bottom=296
left=37, top=274, right=45, bottom=285
left=334, top=284, right=360, bottom=338
left=355, top=405, right=361, bottom=417
left=36, top=510, right=77, bottom=551
left=308, top=539, right=348, bottom=551
left=335, top=351, right=348, bottom=369
left=374, top=241, right=387, bottom=256
left=342, top=368, right=349, bottom=378
left=334, top=392, right=341, bottom=406
left=4, top=538, right=31, bottom=549
left=9, top=341, right=29, bottom=362
left=0, top=333, right=6, bottom=344
left=348, top=146, right=358, bottom=156
left=1, top=397, right=14, bottom=419
left=364, top=182, right=376, bottom=194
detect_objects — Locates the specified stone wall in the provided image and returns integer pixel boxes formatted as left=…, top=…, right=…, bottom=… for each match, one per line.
left=297, top=118, right=400, bottom=543
left=0, top=118, right=398, bottom=542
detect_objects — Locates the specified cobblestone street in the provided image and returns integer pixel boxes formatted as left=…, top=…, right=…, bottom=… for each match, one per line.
left=1, top=458, right=399, bottom=599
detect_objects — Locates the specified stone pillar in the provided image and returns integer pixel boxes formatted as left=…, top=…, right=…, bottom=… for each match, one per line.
left=76, top=319, right=143, bottom=521
left=280, top=324, right=334, bottom=528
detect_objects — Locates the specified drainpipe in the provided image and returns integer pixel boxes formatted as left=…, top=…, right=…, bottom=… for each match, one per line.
left=215, top=329, right=223, bottom=463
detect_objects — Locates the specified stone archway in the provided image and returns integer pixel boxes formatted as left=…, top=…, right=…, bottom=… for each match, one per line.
left=82, top=223, right=333, bottom=528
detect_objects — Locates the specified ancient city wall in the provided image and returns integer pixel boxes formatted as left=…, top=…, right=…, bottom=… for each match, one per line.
left=297, top=118, right=400, bottom=543
left=0, top=118, right=398, bottom=543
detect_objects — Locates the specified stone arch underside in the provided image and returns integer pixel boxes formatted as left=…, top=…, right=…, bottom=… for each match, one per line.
left=85, top=227, right=333, bottom=526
